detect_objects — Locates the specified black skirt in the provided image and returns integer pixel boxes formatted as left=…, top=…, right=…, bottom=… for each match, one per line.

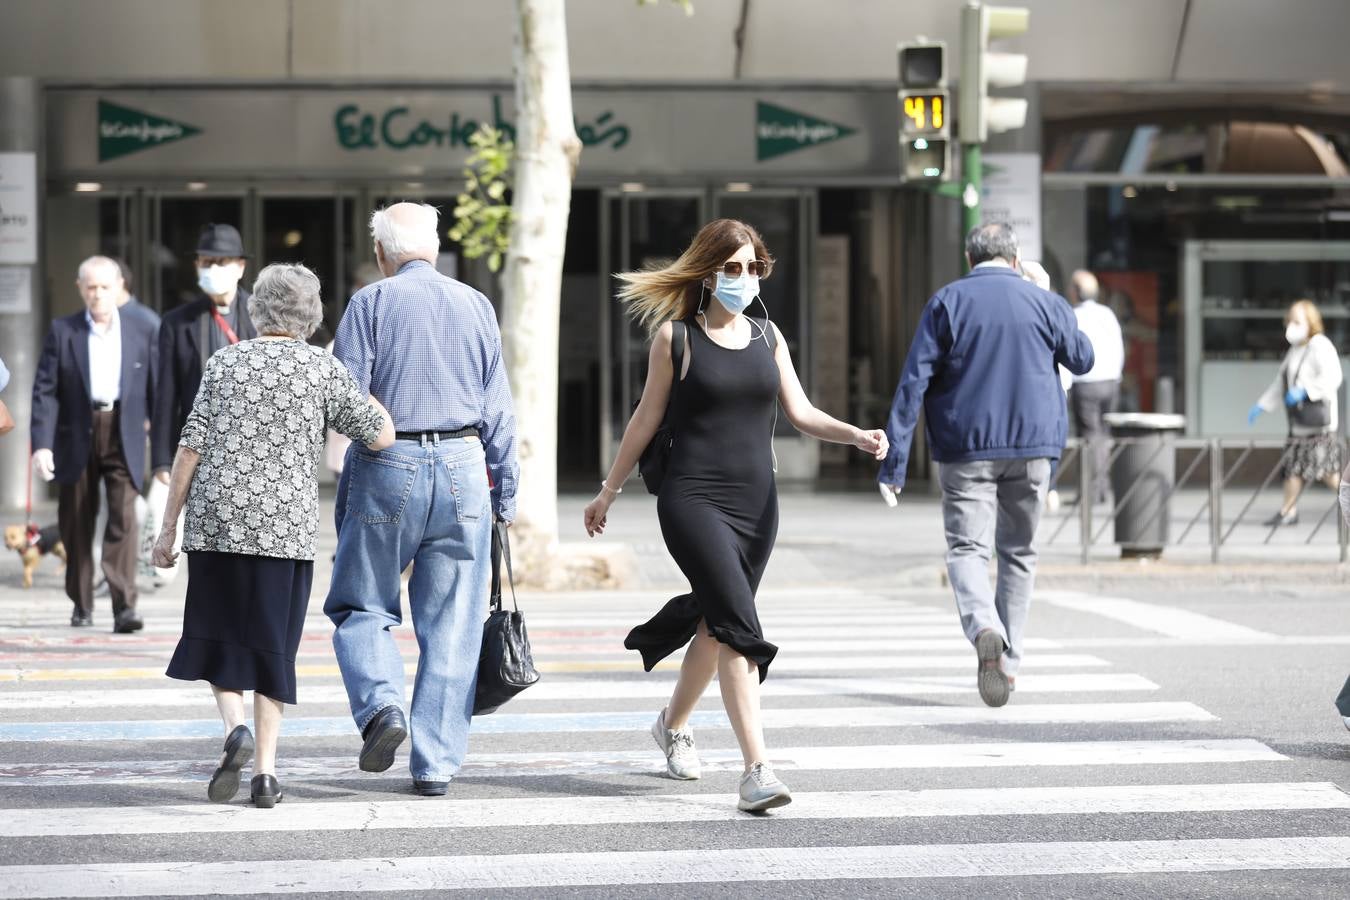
left=165, top=551, right=314, bottom=704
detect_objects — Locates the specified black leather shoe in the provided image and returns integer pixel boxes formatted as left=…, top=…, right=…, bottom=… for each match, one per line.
left=413, top=779, right=449, bottom=797
left=207, top=724, right=255, bottom=803
left=113, top=610, right=144, bottom=634
left=250, top=774, right=283, bottom=808
left=359, top=707, right=408, bottom=773
left=70, top=612, right=92, bottom=627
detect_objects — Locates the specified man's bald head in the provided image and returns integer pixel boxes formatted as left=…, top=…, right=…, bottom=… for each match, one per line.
left=370, top=202, right=440, bottom=276
left=1070, top=270, right=1099, bottom=305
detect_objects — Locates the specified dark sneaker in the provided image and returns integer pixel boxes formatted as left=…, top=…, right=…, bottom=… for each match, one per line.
left=976, top=629, right=1010, bottom=708
left=359, top=707, right=408, bottom=773
left=413, top=779, right=449, bottom=797
left=207, top=724, right=254, bottom=803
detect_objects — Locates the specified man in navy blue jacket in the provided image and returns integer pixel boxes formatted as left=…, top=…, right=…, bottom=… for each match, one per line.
left=31, top=256, right=157, bottom=632
left=878, top=223, right=1094, bottom=708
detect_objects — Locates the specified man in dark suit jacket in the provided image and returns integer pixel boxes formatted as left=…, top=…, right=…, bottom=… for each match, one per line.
left=152, top=223, right=255, bottom=476
left=150, top=225, right=254, bottom=583
left=31, top=256, right=157, bottom=632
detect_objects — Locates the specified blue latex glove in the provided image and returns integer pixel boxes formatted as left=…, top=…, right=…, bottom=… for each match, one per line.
left=1285, top=386, right=1308, bottom=407
left=1247, top=404, right=1263, bottom=425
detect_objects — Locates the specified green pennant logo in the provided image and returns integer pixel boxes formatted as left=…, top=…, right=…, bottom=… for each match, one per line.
left=98, top=100, right=202, bottom=162
left=755, top=101, right=857, bottom=162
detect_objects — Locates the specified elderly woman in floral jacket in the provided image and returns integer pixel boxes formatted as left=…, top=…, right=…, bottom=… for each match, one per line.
left=153, top=262, right=393, bottom=808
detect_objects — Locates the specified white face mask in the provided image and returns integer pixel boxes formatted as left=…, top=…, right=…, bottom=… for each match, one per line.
left=197, top=263, right=241, bottom=298
left=1286, top=322, right=1310, bottom=346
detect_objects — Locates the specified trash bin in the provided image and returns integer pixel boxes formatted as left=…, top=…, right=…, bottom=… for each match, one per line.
left=1102, top=412, right=1186, bottom=559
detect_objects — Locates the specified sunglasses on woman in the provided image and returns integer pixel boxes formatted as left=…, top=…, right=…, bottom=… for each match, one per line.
left=718, top=260, right=768, bottom=279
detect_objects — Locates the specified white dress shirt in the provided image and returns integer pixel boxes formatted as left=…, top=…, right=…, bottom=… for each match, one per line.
left=86, top=308, right=122, bottom=405
left=1072, top=299, right=1125, bottom=383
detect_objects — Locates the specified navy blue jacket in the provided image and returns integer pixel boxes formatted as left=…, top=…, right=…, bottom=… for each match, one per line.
left=878, top=266, right=1095, bottom=488
left=30, top=308, right=158, bottom=491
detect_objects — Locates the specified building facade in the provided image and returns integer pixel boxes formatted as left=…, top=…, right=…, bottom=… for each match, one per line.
left=3, top=0, right=1350, bottom=507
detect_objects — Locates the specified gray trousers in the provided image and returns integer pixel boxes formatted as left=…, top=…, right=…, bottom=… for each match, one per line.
left=939, top=458, right=1051, bottom=676
left=1070, top=380, right=1119, bottom=503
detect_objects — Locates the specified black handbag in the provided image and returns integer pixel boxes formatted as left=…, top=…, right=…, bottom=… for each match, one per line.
left=1286, top=348, right=1332, bottom=430
left=472, top=520, right=540, bottom=715
left=637, top=320, right=686, bottom=495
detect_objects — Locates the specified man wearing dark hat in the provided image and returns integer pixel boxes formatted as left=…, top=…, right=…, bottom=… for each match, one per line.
left=150, top=224, right=256, bottom=583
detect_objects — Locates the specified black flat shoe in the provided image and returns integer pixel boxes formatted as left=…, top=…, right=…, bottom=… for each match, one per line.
left=250, top=774, right=283, bottom=808
left=413, top=779, right=449, bottom=797
left=1262, top=511, right=1299, bottom=527
left=207, top=724, right=254, bottom=803
left=70, top=612, right=92, bottom=627
left=113, top=610, right=144, bottom=634
left=359, top=707, right=408, bottom=773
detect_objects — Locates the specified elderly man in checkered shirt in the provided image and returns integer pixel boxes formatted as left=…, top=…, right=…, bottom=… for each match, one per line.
left=325, top=202, right=519, bottom=797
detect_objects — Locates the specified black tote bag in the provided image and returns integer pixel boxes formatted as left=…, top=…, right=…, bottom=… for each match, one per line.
left=472, top=520, right=540, bottom=715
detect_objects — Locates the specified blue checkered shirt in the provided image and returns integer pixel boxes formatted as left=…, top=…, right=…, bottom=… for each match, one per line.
left=334, top=260, right=519, bottom=522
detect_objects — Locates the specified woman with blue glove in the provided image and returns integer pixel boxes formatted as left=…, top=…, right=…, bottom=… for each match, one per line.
left=1247, top=299, right=1343, bottom=526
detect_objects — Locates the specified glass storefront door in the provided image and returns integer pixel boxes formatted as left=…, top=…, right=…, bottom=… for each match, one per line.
left=599, top=190, right=707, bottom=465
left=597, top=188, right=815, bottom=473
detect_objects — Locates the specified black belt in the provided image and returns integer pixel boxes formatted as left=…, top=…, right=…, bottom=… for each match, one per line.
left=395, top=427, right=479, bottom=442
left=91, top=400, right=119, bottom=412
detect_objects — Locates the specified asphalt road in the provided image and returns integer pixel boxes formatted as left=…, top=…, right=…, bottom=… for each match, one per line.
left=0, top=526, right=1347, bottom=899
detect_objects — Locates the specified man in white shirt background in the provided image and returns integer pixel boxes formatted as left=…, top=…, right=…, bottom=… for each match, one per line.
left=1068, top=270, right=1126, bottom=506
left=30, top=257, right=158, bottom=631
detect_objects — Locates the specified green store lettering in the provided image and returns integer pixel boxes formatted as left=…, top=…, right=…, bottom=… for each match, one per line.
left=335, top=96, right=630, bottom=151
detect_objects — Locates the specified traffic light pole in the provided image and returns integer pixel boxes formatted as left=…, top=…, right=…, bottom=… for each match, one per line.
left=961, top=141, right=981, bottom=272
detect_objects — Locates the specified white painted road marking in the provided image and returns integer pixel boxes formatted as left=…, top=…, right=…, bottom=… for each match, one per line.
left=0, top=740, right=1286, bottom=787
left=0, top=672, right=1158, bottom=710
left=0, top=702, right=1216, bottom=742
left=1039, top=591, right=1276, bottom=640
left=5, top=782, right=1343, bottom=838
left=4, top=838, right=1348, bottom=897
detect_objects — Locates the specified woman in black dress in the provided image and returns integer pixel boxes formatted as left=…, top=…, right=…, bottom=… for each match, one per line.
left=152, top=263, right=394, bottom=807
left=584, top=219, right=887, bottom=811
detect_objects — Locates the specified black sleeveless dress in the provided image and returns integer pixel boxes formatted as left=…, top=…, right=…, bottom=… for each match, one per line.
left=625, top=316, right=781, bottom=682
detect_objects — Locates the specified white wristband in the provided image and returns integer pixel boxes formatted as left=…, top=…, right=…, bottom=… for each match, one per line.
left=601, top=480, right=622, bottom=497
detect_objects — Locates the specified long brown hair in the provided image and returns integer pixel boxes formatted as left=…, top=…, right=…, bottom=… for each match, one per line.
left=616, top=218, right=774, bottom=335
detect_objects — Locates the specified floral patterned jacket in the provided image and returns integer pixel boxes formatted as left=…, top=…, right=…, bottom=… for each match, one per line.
left=178, top=338, right=384, bottom=560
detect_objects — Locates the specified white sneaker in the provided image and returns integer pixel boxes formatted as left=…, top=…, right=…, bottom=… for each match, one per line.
left=651, top=707, right=701, bottom=780
left=738, top=762, right=792, bottom=812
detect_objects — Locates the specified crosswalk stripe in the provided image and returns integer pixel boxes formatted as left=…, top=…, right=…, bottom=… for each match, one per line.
left=1039, top=591, right=1276, bottom=640
left=0, top=620, right=965, bottom=652
left=0, top=652, right=1112, bottom=683
left=0, top=635, right=1061, bottom=666
left=0, top=702, right=1215, bottom=742
left=0, top=739, right=1283, bottom=787
left=0, top=673, right=1158, bottom=710
left=5, top=782, right=1342, bottom=838
left=5, top=837, right=1348, bottom=896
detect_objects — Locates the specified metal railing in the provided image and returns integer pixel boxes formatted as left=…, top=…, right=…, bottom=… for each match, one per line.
left=1043, top=437, right=1350, bottom=564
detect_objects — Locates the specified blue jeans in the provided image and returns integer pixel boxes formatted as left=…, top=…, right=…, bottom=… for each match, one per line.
left=326, top=437, right=492, bottom=781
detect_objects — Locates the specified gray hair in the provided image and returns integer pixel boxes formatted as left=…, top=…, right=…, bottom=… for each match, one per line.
left=369, top=203, right=439, bottom=260
left=248, top=263, right=323, bottom=339
left=77, top=255, right=123, bottom=285
left=965, top=222, right=1019, bottom=266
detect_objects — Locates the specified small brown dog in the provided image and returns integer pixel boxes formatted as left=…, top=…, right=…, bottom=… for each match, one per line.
left=5, top=524, right=67, bottom=588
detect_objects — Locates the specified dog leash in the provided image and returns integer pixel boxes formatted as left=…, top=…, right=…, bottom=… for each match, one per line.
left=24, top=440, right=38, bottom=545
